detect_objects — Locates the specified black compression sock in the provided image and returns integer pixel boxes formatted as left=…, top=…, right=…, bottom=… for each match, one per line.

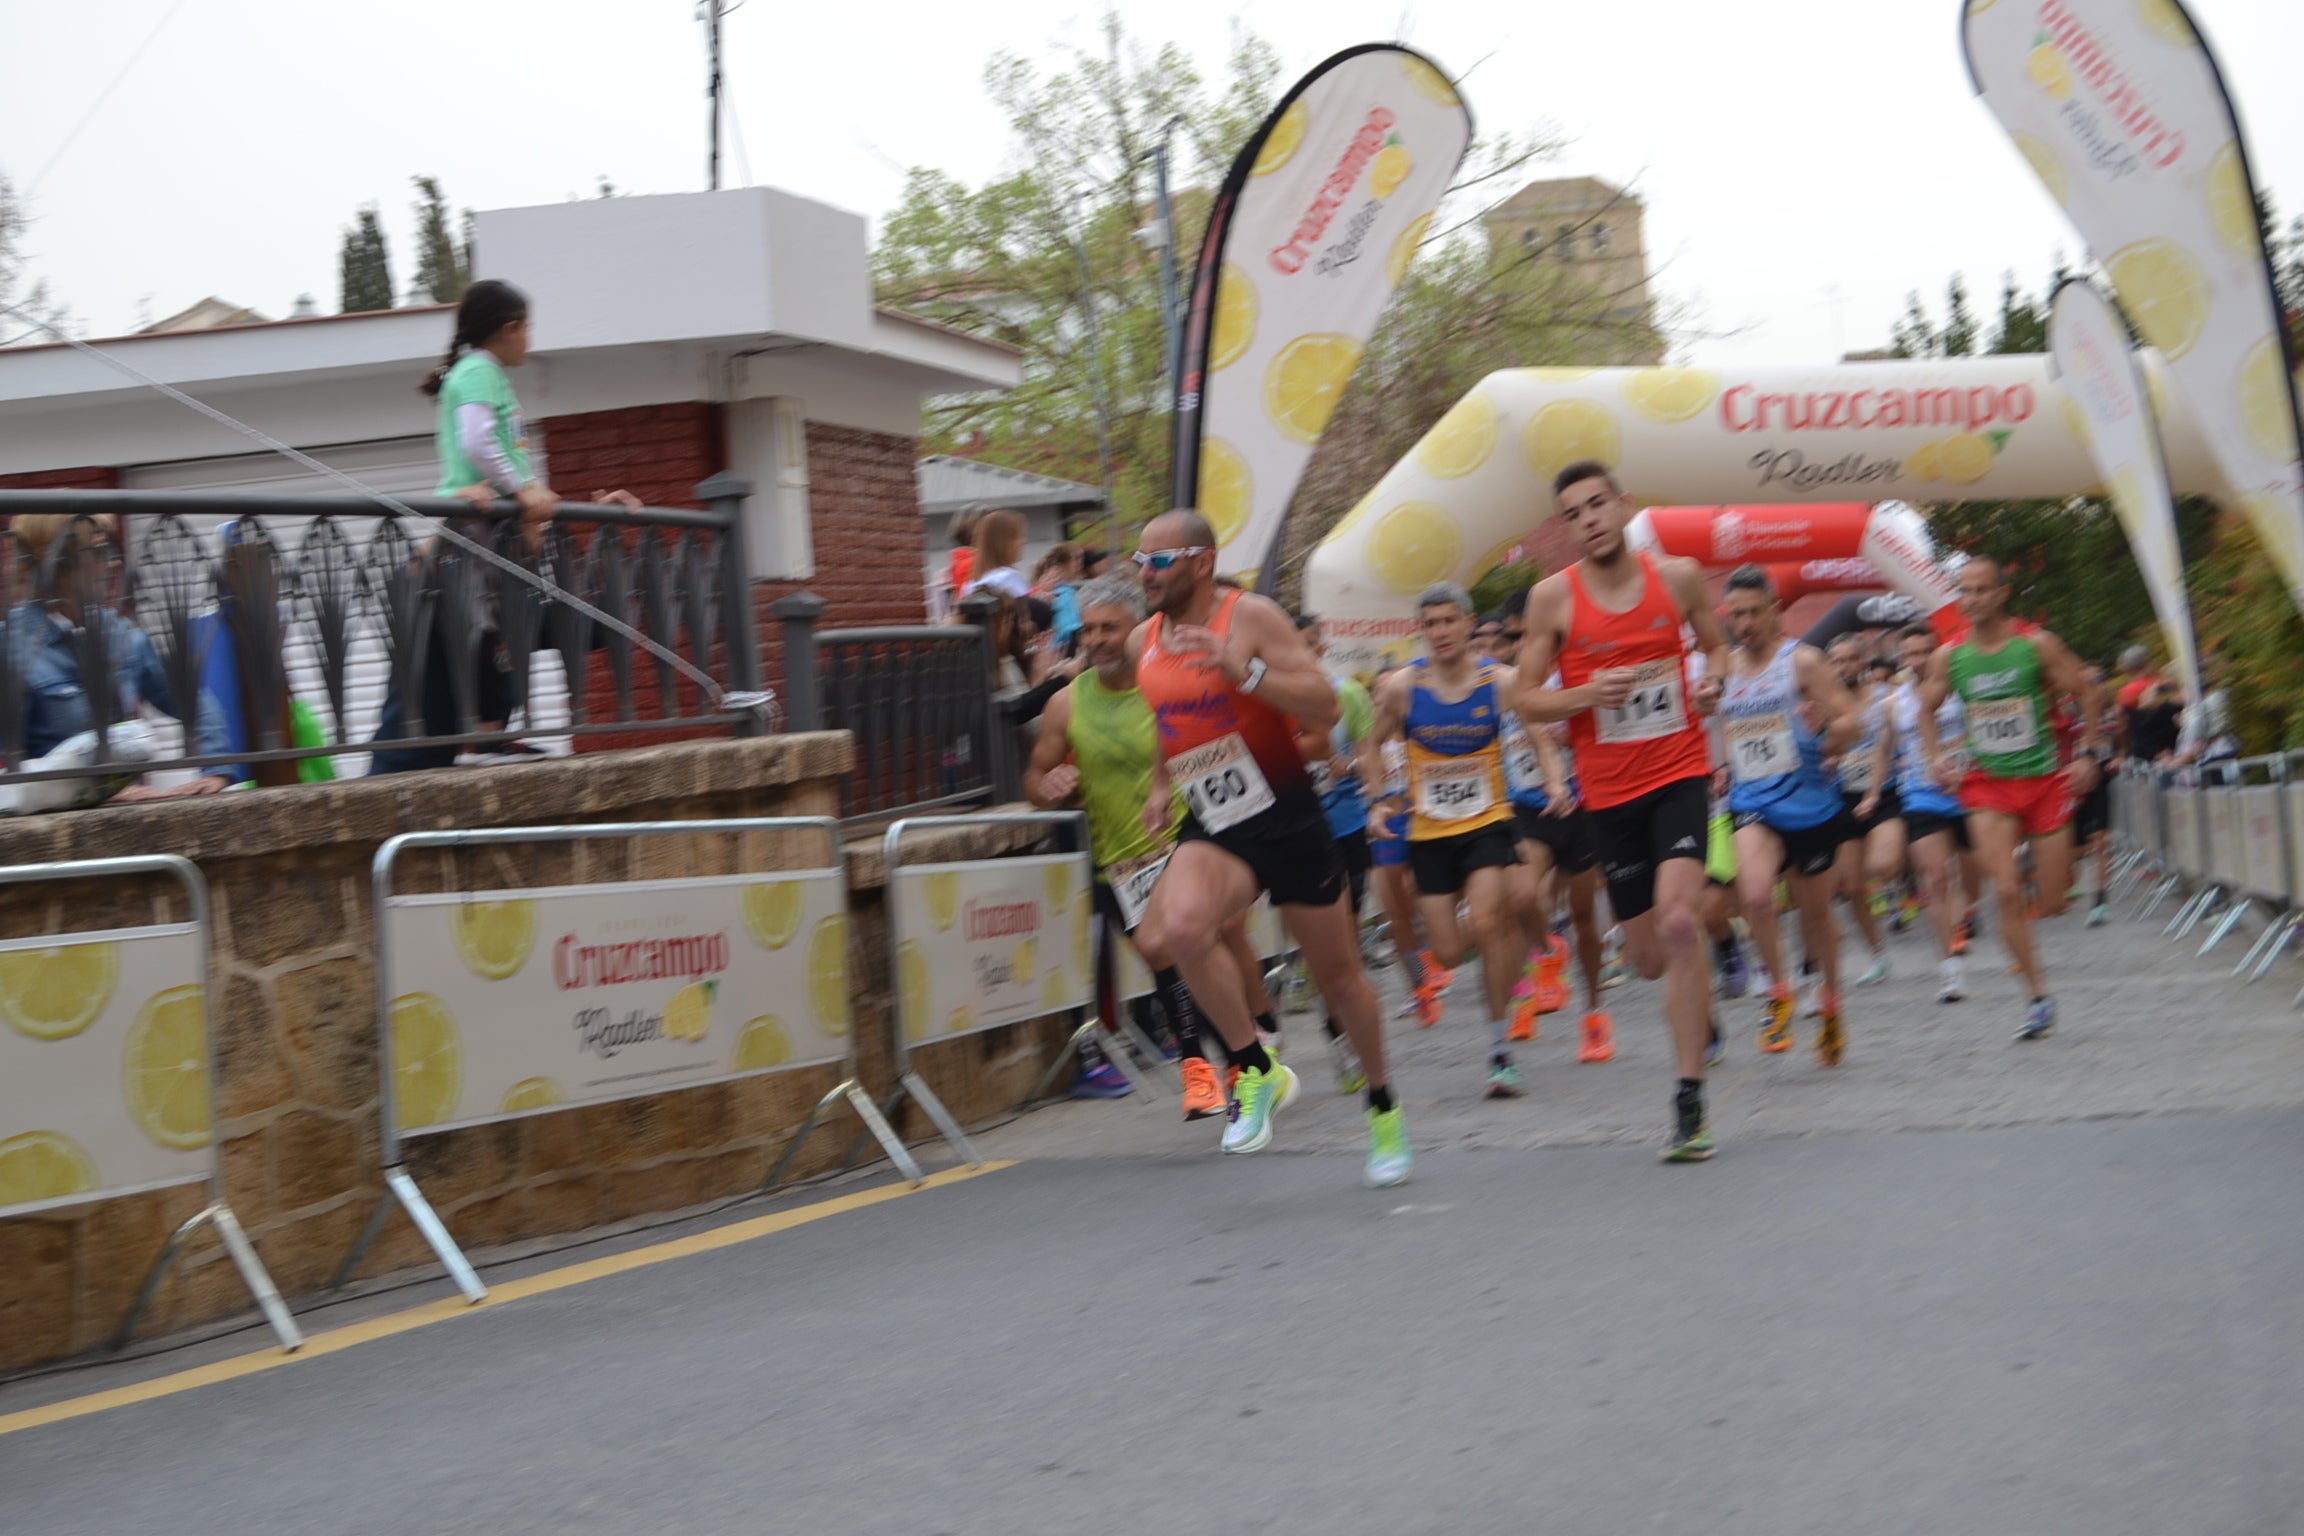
left=1233, top=1041, right=1274, bottom=1075
left=1675, top=1077, right=1704, bottom=1109
left=1151, top=966, right=1202, bottom=1053
left=1253, top=1010, right=1279, bottom=1037
left=1322, top=1015, right=1343, bottom=1040
left=1366, top=1085, right=1394, bottom=1114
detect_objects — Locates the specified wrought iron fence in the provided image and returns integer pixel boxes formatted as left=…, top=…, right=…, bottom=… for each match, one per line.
left=0, top=480, right=768, bottom=794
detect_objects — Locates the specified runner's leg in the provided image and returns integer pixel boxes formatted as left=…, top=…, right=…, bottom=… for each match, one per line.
left=1733, top=823, right=1793, bottom=990
left=1653, top=856, right=1714, bottom=1082
left=2030, top=822, right=2077, bottom=920
left=1142, top=840, right=1262, bottom=1056
left=1968, top=811, right=2044, bottom=996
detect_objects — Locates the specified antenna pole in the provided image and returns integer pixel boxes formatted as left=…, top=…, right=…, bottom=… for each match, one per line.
left=705, top=1, right=724, bottom=191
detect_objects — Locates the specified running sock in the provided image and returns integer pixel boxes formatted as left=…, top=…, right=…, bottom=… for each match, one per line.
left=1675, top=1077, right=1704, bottom=1109
left=1488, top=1015, right=1511, bottom=1052
left=1322, top=1015, right=1343, bottom=1040
left=1713, top=935, right=1738, bottom=963
left=1366, top=1085, right=1394, bottom=1114
left=1233, top=1040, right=1274, bottom=1076
left=1152, top=967, right=1202, bottom=1054
left=1800, top=957, right=1819, bottom=979
left=1253, top=1010, right=1280, bottom=1038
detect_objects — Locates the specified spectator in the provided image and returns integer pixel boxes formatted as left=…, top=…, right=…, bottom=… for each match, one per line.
left=2174, top=651, right=2237, bottom=766
left=7, top=514, right=237, bottom=802
left=2127, top=669, right=2185, bottom=765
left=962, top=508, right=1031, bottom=601
left=1032, top=542, right=1084, bottom=652
left=1078, top=547, right=1112, bottom=581
left=941, top=508, right=984, bottom=618
left=1473, top=611, right=1505, bottom=658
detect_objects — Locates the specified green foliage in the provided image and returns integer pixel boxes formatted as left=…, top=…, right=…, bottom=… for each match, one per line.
left=410, top=177, right=471, bottom=305
left=337, top=204, right=394, bottom=314
left=0, top=169, right=68, bottom=345
left=2188, top=513, right=2304, bottom=750
left=1469, top=561, right=1540, bottom=617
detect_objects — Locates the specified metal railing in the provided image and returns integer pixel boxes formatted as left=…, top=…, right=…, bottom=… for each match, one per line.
left=0, top=477, right=768, bottom=789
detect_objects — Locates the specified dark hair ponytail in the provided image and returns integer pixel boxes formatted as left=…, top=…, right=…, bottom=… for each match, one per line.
left=419, top=279, right=530, bottom=398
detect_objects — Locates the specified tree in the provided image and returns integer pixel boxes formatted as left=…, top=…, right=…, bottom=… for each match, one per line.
left=1939, top=274, right=1978, bottom=358
left=0, top=170, right=69, bottom=346
left=338, top=205, right=394, bottom=313
left=410, top=176, right=472, bottom=304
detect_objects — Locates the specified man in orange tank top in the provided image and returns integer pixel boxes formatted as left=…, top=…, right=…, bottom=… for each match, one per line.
left=1131, top=511, right=1410, bottom=1188
left=1516, top=461, right=1731, bottom=1163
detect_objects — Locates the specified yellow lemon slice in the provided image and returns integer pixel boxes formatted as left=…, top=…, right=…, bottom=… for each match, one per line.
left=1401, top=54, right=1459, bottom=106
left=1387, top=212, right=1433, bottom=287
left=500, top=1077, right=567, bottom=1114
left=1938, top=433, right=1995, bottom=485
left=450, top=899, right=536, bottom=981
left=2027, top=43, right=2072, bottom=101
left=0, top=939, right=118, bottom=1041
left=2106, top=239, right=2211, bottom=361
left=2236, top=338, right=2300, bottom=460
left=741, top=881, right=805, bottom=950
left=663, top=979, right=715, bottom=1042
left=123, top=982, right=211, bottom=1151
left=897, top=940, right=932, bottom=1040
left=1413, top=393, right=1500, bottom=479
left=2207, top=142, right=2260, bottom=258
left=1370, top=143, right=1412, bottom=199
left=1044, top=861, right=1076, bottom=911
left=922, top=870, right=960, bottom=932
left=390, top=992, right=462, bottom=1133
left=2135, top=0, right=2195, bottom=45
left=1623, top=367, right=1721, bottom=425
left=1072, top=891, right=1093, bottom=978
left=2010, top=132, right=2068, bottom=204
left=2057, top=397, right=2092, bottom=446
left=1366, top=502, right=1463, bottom=595
left=0, top=1130, right=99, bottom=1210
left=1199, top=437, right=1254, bottom=547
left=807, top=915, right=851, bottom=1037
left=946, top=1006, right=975, bottom=1038
left=730, top=1016, right=792, bottom=1072
left=1251, top=100, right=1307, bottom=177
left=1906, top=440, right=1945, bottom=481
left=1522, top=399, right=1622, bottom=488
left=1263, top=333, right=1363, bottom=446
left=1043, top=967, right=1073, bottom=1011
left=1211, top=265, right=1258, bottom=372
left=1011, top=937, right=1036, bottom=987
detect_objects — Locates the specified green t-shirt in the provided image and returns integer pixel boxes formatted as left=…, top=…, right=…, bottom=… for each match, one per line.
left=1335, top=675, right=1375, bottom=747
left=434, top=351, right=536, bottom=497
left=1947, top=633, right=2055, bottom=779
left=1066, top=670, right=1178, bottom=871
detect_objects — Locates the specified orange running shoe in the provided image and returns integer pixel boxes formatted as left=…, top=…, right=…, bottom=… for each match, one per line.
left=1576, top=1011, right=1615, bottom=1063
left=1413, top=978, right=1445, bottom=1029
left=1507, top=979, right=1542, bottom=1042
left=1419, top=950, right=1456, bottom=993
left=1180, top=1056, right=1227, bottom=1120
left=1815, top=1007, right=1845, bottom=1068
left=1758, top=988, right=1796, bottom=1053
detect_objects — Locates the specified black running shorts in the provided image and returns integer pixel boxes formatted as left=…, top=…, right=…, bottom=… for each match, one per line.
left=1406, top=820, right=1521, bottom=897
left=1733, top=808, right=1856, bottom=878
left=1588, top=775, right=1711, bottom=921
left=1513, top=801, right=1601, bottom=875
left=1179, top=789, right=1347, bottom=909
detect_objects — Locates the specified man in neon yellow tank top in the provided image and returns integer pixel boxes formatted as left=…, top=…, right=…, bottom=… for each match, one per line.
left=1025, top=574, right=1277, bottom=1123
left=1916, top=557, right=2102, bottom=1041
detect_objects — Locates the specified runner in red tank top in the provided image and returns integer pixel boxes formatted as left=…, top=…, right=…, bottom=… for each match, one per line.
left=1516, top=461, right=1731, bottom=1163
left=1129, top=510, right=1410, bottom=1188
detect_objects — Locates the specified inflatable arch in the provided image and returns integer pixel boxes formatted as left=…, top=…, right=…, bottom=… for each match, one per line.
left=1623, top=500, right=1963, bottom=641
left=1304, top=354, right=2225, bottom=676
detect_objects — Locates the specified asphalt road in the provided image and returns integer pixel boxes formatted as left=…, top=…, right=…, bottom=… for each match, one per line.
left=5, top=1108, right=2300, bottom=1536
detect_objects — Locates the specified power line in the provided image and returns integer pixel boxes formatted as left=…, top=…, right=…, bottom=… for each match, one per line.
left=28, top=0, right=193, bottom=196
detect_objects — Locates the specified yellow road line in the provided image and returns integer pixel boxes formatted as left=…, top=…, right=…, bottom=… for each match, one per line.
left=0, top=1160, right=1015, bottom=1440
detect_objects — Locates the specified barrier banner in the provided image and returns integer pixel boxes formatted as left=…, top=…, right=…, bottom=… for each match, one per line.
left=2237, top=786, right=2286, bottom=903
left=2048, top=276, right=2204, bottom=701
left=889, top=855, right=1092, bottom=1042
left=0, top=925, right=207, bottom=1216
left=380, top=871, right=848, bottom=1135
left=1965, top=0, right=2304, bottom=614
left=1171, top=44, right=1474, bottom=584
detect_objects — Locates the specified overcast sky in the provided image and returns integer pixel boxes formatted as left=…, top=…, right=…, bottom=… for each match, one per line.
left=6, top=0, right=2299, bottom=365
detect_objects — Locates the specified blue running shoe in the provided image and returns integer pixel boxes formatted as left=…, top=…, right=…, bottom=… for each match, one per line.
left=1718, top=943, right=1750, bottom=999
left=2016, top=997, right=2057, bottom=1041
left=1072, top=1061, right=1133, bottom=1099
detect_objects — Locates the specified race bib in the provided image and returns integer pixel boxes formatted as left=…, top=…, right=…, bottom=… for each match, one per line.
left=1309, top=759, right=1334, bottom=795
left=1381, top=740, right=1409, bottom=798
left=1941, top=742, right=1974, bottom=781
left=1595, top=659, right=1688, bottom=745
left=1969, top=697, right=2037, bottom=755
left=1839, top=752, right=1874, bottom=793
left=1725, top=713, right=1797, bottom=784
left=1506, top=741, right=1541, bottom=793
left=1173, top=733, right=1276, bottom=833
left=1106, top=851, right=1171, bottom=931
left=1416, top=760, right=1495, bottom=822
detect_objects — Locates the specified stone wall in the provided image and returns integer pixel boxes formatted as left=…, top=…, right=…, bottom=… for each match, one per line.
left=0, top=737, right=1072, bottom=1372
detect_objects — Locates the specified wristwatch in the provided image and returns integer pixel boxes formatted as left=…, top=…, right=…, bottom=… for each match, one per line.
left=1239, top=656, right=1268, bottom=694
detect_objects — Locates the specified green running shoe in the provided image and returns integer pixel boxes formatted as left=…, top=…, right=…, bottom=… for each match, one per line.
left=1363, top=1106, right=1412, bottom=1187
left=1661, top=1094, right=1715, bottom=1163
left=1222, top=1062, right=1297, bottom=1154
left=1485, top=1059, right=1524, bottom=1099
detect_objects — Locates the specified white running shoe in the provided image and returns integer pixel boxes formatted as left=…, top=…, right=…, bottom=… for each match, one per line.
left=1800, top=976, right=1826, bottom=1017
left=1856, top=950, right=1891, bottom=987
left=1938, top=957, right=1966, bottom=1003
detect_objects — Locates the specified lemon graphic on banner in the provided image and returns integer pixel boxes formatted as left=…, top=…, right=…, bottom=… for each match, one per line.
left=807, top=915, right=852, bottom=1037
left=1906, top=440, right=1945, bottom=482
left=1211, top=266, right=1258, bottom=372
left=1939, top=433, right=1996, bottom=485
left=1198, top=438, right=1254, bottom=547
left=1043, top=967, right=1072, bottom=1011
left=2135, top=0, right=2196, bottom=46
left=1251, top=100, right=1307, bottom=177
left=1623, top=368, right=1720, bottom=425
left=946, top=1006, right=974, bottom=1037
left=500, top=1077, right=566, bottom=1113
left=1263, top=334, right=1363, bottom=446
left=2207, top=143, right=2261, bottom=258
left=2057, top=398, right=2092, bottom=447
left=1011, top=937, right=1036, bottom=987
left=390, top=992, right=462, bottom=1132
left=1523, top=399, right=1622, bottom=487
left=1387, top=213, right=1433, bottom=288
left=1401, top=54, right=1459, bottom=106
left=923, top=870, right=960, bottom=932
left=663, top=980, right=715, bottom=1042
left=122, top=983, right=211, bottom=1151
left=1370, top=139, right=1412, bottom=199
left=898, top=940, right=932, bottom=1040
left=0, top=938, right=118, bottom=1041
left=2010, top=132, right=2068, bottom=204
left=730, top=1016, right=792, bottom=1071
left=450, top=899, right=536, bottom=981
left=1412, top=393, right=1499, bottom=479
left=2027, top=41, right=2073, bottom=101
left=2105, top=239, right=2210, bottom=361
left=0, top=1130, right=98, bottom=1209
left=1367, top=503, right=1464, bottom=595
left=2235, top=338, right=2300, bottom=459
left=741, top=881, right=805, bottom=950
left=1071, top=892, right=1092, bottom=979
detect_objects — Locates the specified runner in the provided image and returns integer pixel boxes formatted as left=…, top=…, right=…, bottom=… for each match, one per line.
left=1366, top=667, right=1452, bottom=1028
left=1516, top=461, right=1731, bottom=1161
left=1825, top=634, right=1896, bottom=989
left=2062, top=664, right=2116, bottom=927
left=1717, top=567, right=1864, bottom=1065
left=1496, top=597, right=1612, bottom=1064
left=1132, top=512, right=1409, bottom=1186
left=1862, top=623, right=1972, bottom=1003
left=1024, top=573, right=1239, bottom=1120
left=1298, top=613, right=1376, bottom=1093
left=1362, top=584, right=1538, bottom=1098
left=1917, top=558, right=2104, bottom=1040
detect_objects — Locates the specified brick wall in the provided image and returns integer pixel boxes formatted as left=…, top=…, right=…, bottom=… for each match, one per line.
left=0, top=466, right=121, bottom=490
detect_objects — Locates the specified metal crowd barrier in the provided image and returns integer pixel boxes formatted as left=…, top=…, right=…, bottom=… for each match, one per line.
left=2109, top=756, right=2301, bottom=1002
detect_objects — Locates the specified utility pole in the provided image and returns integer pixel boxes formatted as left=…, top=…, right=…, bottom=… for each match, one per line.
left=704, top=0, right=725, bottom=190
